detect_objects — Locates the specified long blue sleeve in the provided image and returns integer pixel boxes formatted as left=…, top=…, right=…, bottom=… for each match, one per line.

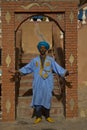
left=19, top=60, right=34, bottom=74
left=51, top=58, right=67, bottom=77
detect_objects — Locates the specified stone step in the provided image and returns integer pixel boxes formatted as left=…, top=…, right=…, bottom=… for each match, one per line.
left=16, top=96, right=64, bottom=119
left=19, top=87, right=33, bottom=96
left=20, top=53, right=38, bottom=63
left=20, top=81, right=32, bottom=88
left=18, top=87, right=61, bottom=97
left=19, top=74, right=59, bottom=85
left=21, top=74, right=33, bottom=80
left=21, top=75, right=59, bottom=82
left=19, top=74, right=61, bottom=96
left=22, top=53, right=38, bottom=58
left=17, top=96, right=63, bottom=108
left=19, top=81, right=61, bottom=96
left=20, top=80, right=59, bottom=88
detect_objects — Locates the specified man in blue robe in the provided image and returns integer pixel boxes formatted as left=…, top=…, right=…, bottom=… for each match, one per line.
left=9, top=41, right=69, bottom=124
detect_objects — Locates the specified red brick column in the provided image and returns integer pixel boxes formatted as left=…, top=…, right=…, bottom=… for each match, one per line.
left=2, top=4, right=15, bottom=121
left=65, top=6, right=78, bottom=118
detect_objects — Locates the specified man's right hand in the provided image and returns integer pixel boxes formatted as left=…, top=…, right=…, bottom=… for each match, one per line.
left=9, top=68, right=21, bottom=82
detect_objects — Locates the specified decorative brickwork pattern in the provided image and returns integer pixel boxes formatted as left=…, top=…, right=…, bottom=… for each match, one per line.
left=1, top=1, right=78, bottom=121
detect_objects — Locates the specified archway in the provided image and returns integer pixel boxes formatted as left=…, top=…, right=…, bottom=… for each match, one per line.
left=15, top=14, right=65, bottom=119
left=1, top=1, right=78, bottom=121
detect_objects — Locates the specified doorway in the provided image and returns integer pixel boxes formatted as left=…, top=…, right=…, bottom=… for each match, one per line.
left=15, top=15, right=65, bottom=119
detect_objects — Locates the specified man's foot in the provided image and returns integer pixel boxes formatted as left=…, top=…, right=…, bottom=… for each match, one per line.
left=46, top=117, right=55, bottom=123
left=34, top=118, right=42, bottom=124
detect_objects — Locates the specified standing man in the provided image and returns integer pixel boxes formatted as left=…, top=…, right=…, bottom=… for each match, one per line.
left=9, top=41, right=69, bottom=124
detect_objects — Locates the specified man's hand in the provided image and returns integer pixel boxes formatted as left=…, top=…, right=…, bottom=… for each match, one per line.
left=8, top=68, right=21, bottom=82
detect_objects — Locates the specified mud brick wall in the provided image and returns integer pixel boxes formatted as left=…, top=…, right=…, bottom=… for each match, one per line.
left=1, top=0, right=78, bottom=121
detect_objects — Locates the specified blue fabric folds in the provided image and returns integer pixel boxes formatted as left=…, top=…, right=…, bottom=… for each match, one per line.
left=19, top=56, right=67, bottom=109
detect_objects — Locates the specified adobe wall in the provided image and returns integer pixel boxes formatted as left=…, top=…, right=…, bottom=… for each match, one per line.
left=1, top=0, right=78, bottom=121
left=21, top=22, right=52, bottom=54
left=78, top=23, right=87, bottom=117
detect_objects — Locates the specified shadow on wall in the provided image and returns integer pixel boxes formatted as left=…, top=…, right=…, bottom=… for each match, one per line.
left=56, top=47, right=65, bottom=67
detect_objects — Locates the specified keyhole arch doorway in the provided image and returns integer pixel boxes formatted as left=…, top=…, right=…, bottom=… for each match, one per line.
left=15, top=13, right=65, bottom=67
left=15, top=13, right=66, bottom=118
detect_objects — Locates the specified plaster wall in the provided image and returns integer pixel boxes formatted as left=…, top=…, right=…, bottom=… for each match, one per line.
left=78, top=24, right=87, bottom=117
left=21, top=22, right=52, bottom=54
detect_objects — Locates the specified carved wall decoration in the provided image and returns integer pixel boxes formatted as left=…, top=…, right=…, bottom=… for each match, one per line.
left=69, top=11, right=74, bottom=23
left=57, top=14, right=63, bottom=21
left=69, top=98, right=75, bottom=111
left=15, top=14, right=24, bottom=22
left=5, top=11, right=11, bottom=24
left=6, top=99, right=11, bottom=114
left=41, top=3, right=57, bottom=11
left=69, top=53, right=74, bottom=66
left=21, top=3, right=40, bottom=10
left=5, top=54, right=11, bottom=67
left=21, top=2, right=57, bottom=11
left=4, top=0, right=18, bottom=1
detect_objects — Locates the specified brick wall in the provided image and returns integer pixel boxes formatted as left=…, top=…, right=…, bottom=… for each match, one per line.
left=1, top=0, right=78, bottom=121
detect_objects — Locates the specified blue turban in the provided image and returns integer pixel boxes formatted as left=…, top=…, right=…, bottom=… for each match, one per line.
left=37, top=41, right=50, bottom=50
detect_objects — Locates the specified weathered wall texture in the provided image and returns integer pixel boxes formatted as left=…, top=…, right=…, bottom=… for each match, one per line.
left=78, top=23, right=87, bottom=117
left=0, top=0, right=78, bottom=121
left=21, top=22, right=52, bottom=54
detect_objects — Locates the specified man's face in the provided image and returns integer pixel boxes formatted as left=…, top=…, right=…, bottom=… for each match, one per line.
left=39, top=46, right=47, bottom=55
